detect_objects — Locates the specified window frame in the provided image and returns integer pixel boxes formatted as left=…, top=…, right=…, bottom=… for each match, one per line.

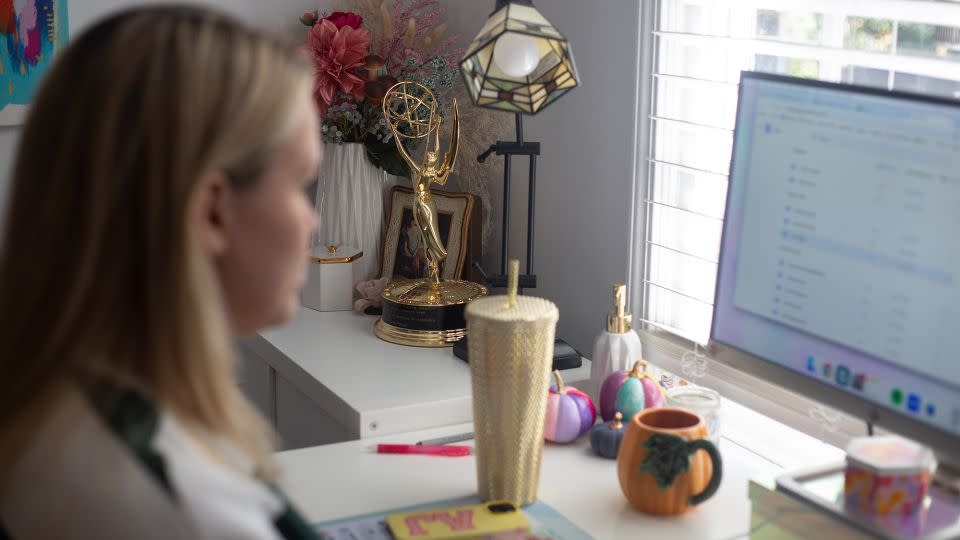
left=629, top=0, right=960, bottom=448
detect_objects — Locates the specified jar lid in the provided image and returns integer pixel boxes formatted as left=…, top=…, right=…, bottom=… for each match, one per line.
left=309, top=245, right=363, bottom=264
left=666, top=386, right=721, bottom=410
left=846, top=435, right=936, bottom=474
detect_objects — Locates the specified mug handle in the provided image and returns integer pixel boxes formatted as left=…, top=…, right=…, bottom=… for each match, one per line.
left=686, top=439, right=723, bottom=506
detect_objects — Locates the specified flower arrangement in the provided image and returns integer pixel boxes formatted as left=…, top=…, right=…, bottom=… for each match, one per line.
left=301, top=1, right=463, bottom=178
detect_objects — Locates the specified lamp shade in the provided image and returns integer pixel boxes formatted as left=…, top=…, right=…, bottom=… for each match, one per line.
left=459, top=1, right=579, bottom=115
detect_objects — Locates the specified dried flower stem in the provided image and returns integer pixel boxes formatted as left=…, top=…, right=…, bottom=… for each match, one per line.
left=379, top=2, right=393, bottom=41
left=403, top=18, right=416, bottom=48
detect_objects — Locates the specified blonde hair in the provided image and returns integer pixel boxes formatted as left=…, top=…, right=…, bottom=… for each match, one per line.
left=0, top=5, right=310, bottom=481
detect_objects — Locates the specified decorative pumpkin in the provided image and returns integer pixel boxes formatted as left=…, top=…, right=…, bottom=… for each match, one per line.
left=590, top=412, right=626, bottom=459
left=544, top=370, right=596, bottom=443
left=600, top=360, right=666, bottom=422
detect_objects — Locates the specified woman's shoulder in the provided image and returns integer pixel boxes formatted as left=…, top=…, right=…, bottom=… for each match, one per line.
left=0, top=386, right=199, bottom=538
left=1, top=381, right=318, bottom=540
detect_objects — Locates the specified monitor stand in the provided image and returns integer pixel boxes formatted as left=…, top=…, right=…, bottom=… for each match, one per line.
left=776, top=463, right=960, bottom=540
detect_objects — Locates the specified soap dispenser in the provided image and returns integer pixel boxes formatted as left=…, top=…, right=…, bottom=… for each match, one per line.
left=589, top=283, right=643, bottom=401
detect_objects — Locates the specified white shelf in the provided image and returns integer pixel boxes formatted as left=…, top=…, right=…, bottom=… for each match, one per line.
left=246, top=308, right=592, bottom=440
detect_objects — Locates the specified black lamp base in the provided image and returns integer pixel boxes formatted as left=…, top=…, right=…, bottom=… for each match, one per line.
left=453, top=336, right=583, bottom=371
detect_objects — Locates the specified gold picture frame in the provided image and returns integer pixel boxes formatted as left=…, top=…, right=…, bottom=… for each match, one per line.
left=380, top=186, right=475, bottom=281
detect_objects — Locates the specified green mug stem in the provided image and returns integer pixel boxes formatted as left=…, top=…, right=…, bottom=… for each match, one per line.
left=686, top=439, right=722, bottom=506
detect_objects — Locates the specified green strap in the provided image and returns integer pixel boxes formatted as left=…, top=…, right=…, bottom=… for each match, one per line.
left=75, top=375, right=175, bottom=500
left=273, top=502, right=321, bottom=540
left=686, top=438, right=723, bottom=506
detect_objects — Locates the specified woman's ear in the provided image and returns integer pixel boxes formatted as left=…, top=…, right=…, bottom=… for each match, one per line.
left=193, top=171, right=232, bottom=258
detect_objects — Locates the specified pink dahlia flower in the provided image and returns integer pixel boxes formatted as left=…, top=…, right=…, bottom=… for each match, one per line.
left=323, top=11, right=363, bottom=30
left=308, top=19, right=369, bottom=116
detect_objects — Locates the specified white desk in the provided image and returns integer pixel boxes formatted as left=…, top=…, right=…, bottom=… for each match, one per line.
left=277, top=424, right=764, bottom=539
left=276, top=399, right=845, bottom=539
left=239, top=309, right=591, bottom=449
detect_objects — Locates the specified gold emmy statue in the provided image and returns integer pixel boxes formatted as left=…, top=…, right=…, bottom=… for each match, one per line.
left=374, top=81, right=487, bottom=347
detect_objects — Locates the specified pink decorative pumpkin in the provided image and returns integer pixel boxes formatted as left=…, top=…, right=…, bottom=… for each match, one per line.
left=545, top=370, right=597, bottom=443
left=600, top=360, right=665, bottom=422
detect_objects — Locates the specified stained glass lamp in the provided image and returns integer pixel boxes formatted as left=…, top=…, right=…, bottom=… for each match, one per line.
left=453, top=0, right=582, bottom=371
left=459, top=0, right=579, bottom=115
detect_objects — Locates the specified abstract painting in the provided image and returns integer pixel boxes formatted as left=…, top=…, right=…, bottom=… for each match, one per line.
left=1, top=0, right=68, bottom=126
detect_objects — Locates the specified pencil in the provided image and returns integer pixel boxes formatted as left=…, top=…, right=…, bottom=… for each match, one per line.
left=415, top=432, right=475, bottom=446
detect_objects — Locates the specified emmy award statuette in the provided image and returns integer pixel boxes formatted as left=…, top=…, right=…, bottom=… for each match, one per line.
left=374, top=82, right=488, bottom=347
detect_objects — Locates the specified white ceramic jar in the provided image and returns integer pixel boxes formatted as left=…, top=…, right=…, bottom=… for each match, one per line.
left=301, top=245, right=363, bottom=312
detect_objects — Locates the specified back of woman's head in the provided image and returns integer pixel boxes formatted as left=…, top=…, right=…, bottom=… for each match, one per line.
left=0, top=5, right=310, bottom=475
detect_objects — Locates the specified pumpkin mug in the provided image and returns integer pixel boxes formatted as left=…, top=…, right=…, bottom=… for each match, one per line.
left=617, top=407, right=722, bottom=515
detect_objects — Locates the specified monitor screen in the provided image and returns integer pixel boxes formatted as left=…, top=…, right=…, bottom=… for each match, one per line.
left=712, top=72, right=960, bottom=451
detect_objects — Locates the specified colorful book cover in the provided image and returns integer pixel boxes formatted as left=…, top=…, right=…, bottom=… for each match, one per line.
left=314, top=496, right=594, bottom=540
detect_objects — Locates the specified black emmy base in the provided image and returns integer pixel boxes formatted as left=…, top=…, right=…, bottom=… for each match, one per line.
left=375, top=279, right=488, bottom=347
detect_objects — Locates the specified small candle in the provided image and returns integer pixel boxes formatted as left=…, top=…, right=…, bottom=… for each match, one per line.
left=666, top=385, right=722, bottom=446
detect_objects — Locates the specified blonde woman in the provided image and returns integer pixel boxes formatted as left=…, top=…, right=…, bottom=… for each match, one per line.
left=0, top=6, right=323, bottom=539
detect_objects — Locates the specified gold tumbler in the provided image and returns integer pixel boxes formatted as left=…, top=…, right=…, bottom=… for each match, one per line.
left=465, top=261, right=559, bottom=506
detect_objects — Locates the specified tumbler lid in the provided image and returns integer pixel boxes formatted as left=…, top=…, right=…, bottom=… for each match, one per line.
left=467, top=260, right=558, bottom=322
left=465, top=294, right=559, bottom=323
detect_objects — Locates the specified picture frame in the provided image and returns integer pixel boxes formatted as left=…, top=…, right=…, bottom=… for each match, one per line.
left=380, top=186, right=476, bottom=281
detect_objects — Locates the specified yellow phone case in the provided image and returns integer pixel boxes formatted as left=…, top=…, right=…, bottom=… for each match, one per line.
left=386, top=500, right=530, bottom=540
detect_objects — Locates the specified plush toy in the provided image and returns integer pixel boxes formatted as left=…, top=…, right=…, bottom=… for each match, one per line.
left=600, top=360, right=665, bottom=422
left=544, top=371, right=596, bottom=443
left=353, top=277, right=389, bottom=314
left=590, top=412, right=626, bottom=459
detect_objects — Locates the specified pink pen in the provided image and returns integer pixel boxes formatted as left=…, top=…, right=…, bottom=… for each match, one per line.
left=376, top=444, right=473, bottom=457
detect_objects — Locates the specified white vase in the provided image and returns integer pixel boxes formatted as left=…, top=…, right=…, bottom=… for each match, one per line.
left=315, top=143, right=388, bottom=283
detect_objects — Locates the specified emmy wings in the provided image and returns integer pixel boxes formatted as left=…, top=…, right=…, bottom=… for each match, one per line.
left=436, top=99, right=458, bottom=179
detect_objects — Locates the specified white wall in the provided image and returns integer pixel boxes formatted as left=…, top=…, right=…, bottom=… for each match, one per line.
left=522, top=0, right=641, bottom=355
left=0, top=129, right=16, bottom=215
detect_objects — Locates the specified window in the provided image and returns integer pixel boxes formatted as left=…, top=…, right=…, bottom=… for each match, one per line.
left=640, top=0, right=960, bottom=345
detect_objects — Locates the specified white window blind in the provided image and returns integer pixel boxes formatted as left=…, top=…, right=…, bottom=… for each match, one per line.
left=642, top=0, right=960, bottom=345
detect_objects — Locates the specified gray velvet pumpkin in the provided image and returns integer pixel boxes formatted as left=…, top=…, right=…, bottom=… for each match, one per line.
left=590, top=411, right=625, bottom=459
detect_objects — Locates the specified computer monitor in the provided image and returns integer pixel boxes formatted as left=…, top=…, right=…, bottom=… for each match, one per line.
left=711, top=71, right=960, bottom=472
